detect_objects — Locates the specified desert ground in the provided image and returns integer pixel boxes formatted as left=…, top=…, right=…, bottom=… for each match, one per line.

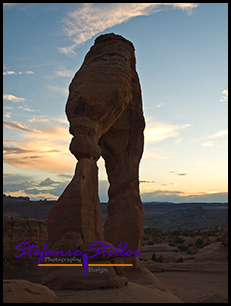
left=53, top=228, right=228, bottom=303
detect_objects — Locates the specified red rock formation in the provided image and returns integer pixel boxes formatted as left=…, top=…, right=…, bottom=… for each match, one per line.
left=43, top=33, right=145, bottom=289
left=3, top=280, right=56, bottom=303
left=3, top=217, right=47, bottom=257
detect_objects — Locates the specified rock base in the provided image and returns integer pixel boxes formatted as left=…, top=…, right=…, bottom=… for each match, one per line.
left=41, top=260, right=128, bottom=290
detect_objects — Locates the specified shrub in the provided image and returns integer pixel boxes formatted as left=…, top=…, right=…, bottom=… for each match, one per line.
left=178, top=245, right=188, bottom=252
left=168, top=243, right=175, bottom=247
left=157, top=255, right=163, bottom=263
left=151, top=253, right=164, bottom=263
left=176, top=257, right=183, bottom=263
left=195, top=238, right=204, bottom=248
left=174, top=237, right=185, bottom=244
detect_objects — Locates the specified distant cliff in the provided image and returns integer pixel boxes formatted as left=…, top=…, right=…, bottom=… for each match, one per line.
left=3, top=195, right=55, bottom=221
left=3, top=194, right=30, bottom=203
left=3, top=217, right=48, bottom=282
left=3, top=217, right=48, bottom=257
left=3, top=194, right=228, bottom=230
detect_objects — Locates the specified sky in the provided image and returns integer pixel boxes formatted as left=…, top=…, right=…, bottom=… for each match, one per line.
left=3, top=3, right=228, bottom=203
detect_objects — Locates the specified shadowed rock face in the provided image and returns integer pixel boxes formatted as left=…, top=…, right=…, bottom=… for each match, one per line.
left=66, top=33, right=141, bottom=161
left=43, top=33, right=145, bottom=289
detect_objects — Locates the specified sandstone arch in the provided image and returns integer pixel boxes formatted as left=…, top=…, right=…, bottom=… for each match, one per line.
left=42, top=33, right=145, bottom=289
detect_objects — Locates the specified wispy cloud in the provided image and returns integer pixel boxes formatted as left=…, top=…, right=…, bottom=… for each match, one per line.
left=28, top=117, right=49, bottom=123
left=144, top=122, right=193, bottom=144
left=220, top=89, right=228, bottom=102
left=156, top=100, right=168, bottom=108
left=200, top=141, right=214, bottom=147
left=3, top=70, right=17, bottom=75
left=54, top=66, right=74, bottom=77
left=210, top=129, right=228, bottom=138
left=46, top=85, right=68, bottom=96
left=59, top=3, right=198, bottom=56
left=57, top=44, right=77, bottom=57
left=3, top=120, right=39, bottom=133
left=4, top=112, right=12, bottom=119
left=18, top=106, right=39, bottom=112
left=3, top=119, right=74, bottom=173
left=200, top=129, right=228, bottom=147
left=169, top=171, right=188, bottom=176
left=3, top=94, right=27, bottom=102
left=3, top=68, right=34, bottom=76
left=3, top=3, right=19, bottom=9
left=140, top=180, right=156, bottom=183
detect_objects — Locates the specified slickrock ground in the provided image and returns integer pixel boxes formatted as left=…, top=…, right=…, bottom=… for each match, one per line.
left=50, top=242, right=227, bottom=303
left=3, top=279, right=57, bottom=303
left=142, top=242, right=228, bottom=303
left=53, top=266, right=182, bottom=303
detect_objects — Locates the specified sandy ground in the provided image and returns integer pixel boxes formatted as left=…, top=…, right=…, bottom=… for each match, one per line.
left=52, top=242, right=228, bottom=303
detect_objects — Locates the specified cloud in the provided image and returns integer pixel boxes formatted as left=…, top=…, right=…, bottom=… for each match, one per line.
left=210, top=129, right=228, bottom=138
left=3, top=94, right=27, bottom=102
left=4, top=112, right=11, bottom=118
left=18, top=106, right=39, bottom=112
left=25, top=70, right=34, bottom=75
left=28, top=117, right=49, bottom=123
left=143, top=147, right=170, bottom=160
left=170, top=171, right=187, bottom=176
left=144, top=122, right=193, bottom=144
left=46, top=85, right=68, bottom=96
left=3, top=70, right=17, bottom=75
left=54, top=66, right=74, bottom=77
left=3, top=3, right=18, bottom=9
left=3, top=120, right=75, bottom=173
left=198, top=129, right=228, bottom=147
left=220, top=89, right=228, bottom=102
left=3, top=69, right=34, bottom=76
left=174, top=137, right=183, bottom=145
left=156, top=100, right=168, bottom=108
left=58, top=174, right=73, bottom=178
left=57, top=45, right=77, bottom=57
left=3, top=120, right=40, bottom=133
left=201, top=141, right=214, bottom=147
left=38, top=177, right=59, bottom=187
left=59, top=3, right=198, bottom=55
left=140, top=180, right=156, bottom=183
left=3, top=174, right=70, bottom=200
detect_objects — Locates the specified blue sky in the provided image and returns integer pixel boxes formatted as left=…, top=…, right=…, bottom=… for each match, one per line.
left=3, top=3, right=228, bottom=202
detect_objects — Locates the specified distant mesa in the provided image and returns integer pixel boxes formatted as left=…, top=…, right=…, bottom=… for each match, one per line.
left=3, top=194, right=30, bottom=202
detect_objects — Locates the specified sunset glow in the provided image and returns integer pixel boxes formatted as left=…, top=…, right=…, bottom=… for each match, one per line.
left=3, top=3, right=228, bottom=202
